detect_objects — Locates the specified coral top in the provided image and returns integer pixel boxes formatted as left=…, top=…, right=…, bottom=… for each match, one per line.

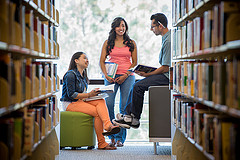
left=108, top=46, right=132, bottom=75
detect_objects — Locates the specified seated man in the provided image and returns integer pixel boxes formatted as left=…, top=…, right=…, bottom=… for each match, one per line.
left=113, top=13, right=171, bottom=129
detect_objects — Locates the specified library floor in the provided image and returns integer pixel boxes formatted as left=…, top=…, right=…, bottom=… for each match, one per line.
left=55, top=142, right=172, bottom=160
left=55, top=124, right=172, bottom=160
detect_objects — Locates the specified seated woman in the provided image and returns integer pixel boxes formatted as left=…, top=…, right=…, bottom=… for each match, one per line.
left=60, top=52, right=120, bottom=150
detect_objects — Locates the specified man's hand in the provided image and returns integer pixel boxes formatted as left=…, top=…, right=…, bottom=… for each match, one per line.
left=135, top=71, right=150, bottom=77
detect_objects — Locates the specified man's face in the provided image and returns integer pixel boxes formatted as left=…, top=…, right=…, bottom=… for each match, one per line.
left=150, top=19, right=162, bottom=36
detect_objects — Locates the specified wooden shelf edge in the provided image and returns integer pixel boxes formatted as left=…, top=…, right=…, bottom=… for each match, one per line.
left=173, top=91, right=240, bottom=118
left=0, top=92, right=57, bottom=117
left=176, top=127, right=215, bottom=160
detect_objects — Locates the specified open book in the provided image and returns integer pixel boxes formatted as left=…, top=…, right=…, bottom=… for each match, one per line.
left=128, top=64, right=157, bottom=73
left=104, top=62, right=118, bottom=78
left=83, top=84, right=115, bottom=101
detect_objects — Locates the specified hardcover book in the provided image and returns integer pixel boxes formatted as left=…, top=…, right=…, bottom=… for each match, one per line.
left=129, top=64, right=157, bottom=73
left=104, top=62, right=118, bottom=78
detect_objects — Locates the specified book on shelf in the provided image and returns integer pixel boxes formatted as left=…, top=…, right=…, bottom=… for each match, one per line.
left=203, top=113, right=216, bottom=153
left=128, top=64, right=157, bottom=73
left=0, top=54, right=11, bottom=108
left=219, top=1, right=240, bottom=45
left=221, top=122, right=232, bottom=159
left=84, top=84, right=115, bottom=102
left=0, top=0, right=9, bottom=43
left=104, top=62, right=118, bottom=78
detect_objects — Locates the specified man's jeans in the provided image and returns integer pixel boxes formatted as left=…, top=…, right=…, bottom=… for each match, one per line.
left=124, top=74, right=169, bottom=120
left=104, top=74, right=135, bottom=143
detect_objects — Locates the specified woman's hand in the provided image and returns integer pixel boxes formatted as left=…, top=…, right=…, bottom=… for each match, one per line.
left=105, top=75, right=115, bottom=83
left=88, top=88, right=100, bottom=97
left=115, top=74, right=128, bottom=84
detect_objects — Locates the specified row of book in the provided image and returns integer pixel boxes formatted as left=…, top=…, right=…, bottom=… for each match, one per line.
left=0, top=53, right=60, bottom=108
left=173, top=95, right=240, bottom=160
left=26, top=0, right=59, bottom=22
left=0, top=0, right=59, bottom=57
left=173, top=58, right=240, bottom=109
left=172, top=0, right=203, bottom=24
left=172, top=1, right=240, bottom=58
left=0, top=96, right=59, bottom=160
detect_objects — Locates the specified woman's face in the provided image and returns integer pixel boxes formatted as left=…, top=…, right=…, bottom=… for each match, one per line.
left=115, top=20, right=126, bottom=36
left=75, top=54, right=89, bottom=69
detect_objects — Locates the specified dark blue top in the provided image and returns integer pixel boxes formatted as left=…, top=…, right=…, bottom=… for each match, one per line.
left=60, top=68, right=88, bottom=102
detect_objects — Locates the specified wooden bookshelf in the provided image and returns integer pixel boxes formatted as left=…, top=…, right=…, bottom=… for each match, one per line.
left=173, top=40, right=240, bottom=60
left=171, top=0, right=240, bottom=159
left=0, top=0, right=60, bottom=160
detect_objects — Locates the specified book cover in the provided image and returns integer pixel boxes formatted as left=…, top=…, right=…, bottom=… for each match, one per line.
left=194, top=109, right=209, bottom=145
left=219, top=1, right=240, bottom=45
left=221, top=122, right=232, bottom=160
left=204, top=113, right=216, bottom=153
left=0, top=0, right=9, bottom=43
left=84, top=84, right=114, bottom=101
left=129, top=64, right=157, bottom=73
left=104, top=62, right=118, bottom=78
left=0, top=54, right=11, bottom=107
left=83, top=93, right=109, bottom=102
left=98, top=84, right=114, bottom=93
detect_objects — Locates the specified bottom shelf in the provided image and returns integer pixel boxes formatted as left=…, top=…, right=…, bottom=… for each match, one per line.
left=22, top=126, right=59, bottom=160
left=172, top=125, right=214, bottom=160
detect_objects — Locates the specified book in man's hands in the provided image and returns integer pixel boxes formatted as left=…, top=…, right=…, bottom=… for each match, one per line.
left=128, top=64, right=157, bottom=73
left=104, top=62, right=118, bottom=78
left=83, top=84, right=115, bottom=101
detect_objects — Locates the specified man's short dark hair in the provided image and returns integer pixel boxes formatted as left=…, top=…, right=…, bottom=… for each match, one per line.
left=150, top=13, right=168, bottom=28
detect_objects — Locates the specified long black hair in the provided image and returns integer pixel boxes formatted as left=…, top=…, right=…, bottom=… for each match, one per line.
left=106, top=17, right=134, bottom=57
left=65, top=52, right=89, bottom=83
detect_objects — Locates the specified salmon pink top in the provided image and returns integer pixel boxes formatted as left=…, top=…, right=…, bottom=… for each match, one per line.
left=108, top=46, right=132, bottom=75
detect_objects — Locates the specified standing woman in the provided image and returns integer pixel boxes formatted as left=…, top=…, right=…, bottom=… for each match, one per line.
left=60, top=52, right=120, bottom=150
left=100, top=17, right=138, bottom=147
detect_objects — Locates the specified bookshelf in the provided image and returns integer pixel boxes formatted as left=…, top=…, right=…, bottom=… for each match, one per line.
left=0, top=0, right=60, bottom=160
left=171, top=0, right=240, bottom=159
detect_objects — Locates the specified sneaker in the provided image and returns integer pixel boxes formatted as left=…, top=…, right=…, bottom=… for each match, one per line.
left=112, top=115, right=140, bottom=129
left=116, top=113, right=124, bottom=120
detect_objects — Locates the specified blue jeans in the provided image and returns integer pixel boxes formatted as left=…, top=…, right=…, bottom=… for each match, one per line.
left=124, top=74, right=169, bottom=119
left=104, top=74, right=135, bottom=143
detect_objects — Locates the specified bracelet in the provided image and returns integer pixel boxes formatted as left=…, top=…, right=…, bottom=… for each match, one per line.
left=125, top=72, right=129, bottom=76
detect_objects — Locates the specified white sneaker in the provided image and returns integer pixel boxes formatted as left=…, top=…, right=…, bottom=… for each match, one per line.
left=116, top=113, right=124, bottom=120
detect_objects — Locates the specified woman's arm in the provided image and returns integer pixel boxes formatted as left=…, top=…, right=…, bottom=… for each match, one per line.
left=99, top=40, right=115, bottom=83
left=99, top=40, right=108, bottom=76
left=75, top=89, right=100, bottom=99
left=65, top=72, right=99, bottom=100
left=126, top=40, right=138, bottom=76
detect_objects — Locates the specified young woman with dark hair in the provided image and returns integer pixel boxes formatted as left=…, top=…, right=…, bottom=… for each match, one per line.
left=100, top=17, right=138, bottom=147
left=61, top=52, right=120, bottom=150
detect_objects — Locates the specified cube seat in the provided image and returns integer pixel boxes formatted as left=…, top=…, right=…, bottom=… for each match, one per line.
left=60, top=111, right=96, bottom=149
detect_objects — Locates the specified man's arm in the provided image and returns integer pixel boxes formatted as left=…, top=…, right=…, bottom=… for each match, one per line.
left=135, top=65, right=169, bottom=77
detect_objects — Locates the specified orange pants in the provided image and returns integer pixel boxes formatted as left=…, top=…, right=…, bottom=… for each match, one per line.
left=66, top=99, right=112, bottom=148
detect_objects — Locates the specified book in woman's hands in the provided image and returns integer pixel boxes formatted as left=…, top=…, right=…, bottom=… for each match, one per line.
left=104, top=62, right=118, bottom=78
left=128, top=64, right=157, bottom=73
left=83, top=84, right=115, bottom=101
